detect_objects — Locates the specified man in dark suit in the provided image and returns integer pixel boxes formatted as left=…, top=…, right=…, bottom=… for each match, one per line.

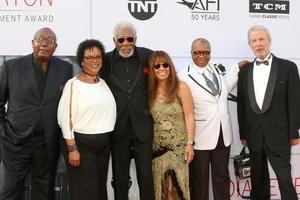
left=0, top=27, right=73, bottom=200
left=237, top=25, right=300, bottom=200
left=101, top=21, right=154, bottom=200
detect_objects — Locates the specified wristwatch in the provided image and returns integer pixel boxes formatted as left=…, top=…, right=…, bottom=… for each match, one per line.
left=186, top=140, right=195, bottom=145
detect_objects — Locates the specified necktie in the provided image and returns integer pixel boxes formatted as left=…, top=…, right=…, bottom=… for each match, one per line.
left=212, top=71, right=219, bottom=92
left=255, top=60, right=269, bottom=66
left=202, top=72, right=219, bottom=96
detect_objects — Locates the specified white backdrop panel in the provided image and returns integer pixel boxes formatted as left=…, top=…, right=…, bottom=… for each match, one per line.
left=0, top=0, right=90, bottom=55
left=91, top=0, right=300, bottom=59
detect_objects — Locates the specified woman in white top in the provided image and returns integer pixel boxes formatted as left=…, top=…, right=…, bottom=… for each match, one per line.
left=57, top=39, right=116, bottom=200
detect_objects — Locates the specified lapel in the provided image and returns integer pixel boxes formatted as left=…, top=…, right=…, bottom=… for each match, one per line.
left=261, top=56, right=278, bottom=113
left=107, top=50, right=127, bottom=92
left=211, top=64, right=222, bottom=96
left=23, top=54, right=40, bottom=100
left=247, top=63, right=261, bottom=114
left=247, top=57, right=278, bottom=114
left=41, top=58, right=60, bottom=104
left=130, top=49, right=146, bottom=90
left=187, top=64, right=217, bottom=97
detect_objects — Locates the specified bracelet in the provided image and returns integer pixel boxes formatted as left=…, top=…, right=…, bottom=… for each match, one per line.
left=186, top=140, right=195, bottom=146
left=67, top=144, right=78, bottom=152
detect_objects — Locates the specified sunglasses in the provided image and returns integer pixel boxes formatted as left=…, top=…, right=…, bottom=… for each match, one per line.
left=154, top=63, right=170, bottom=69
left=117, top=37, right=135, bottom=43
left=192, top=50, right=210, bottom=56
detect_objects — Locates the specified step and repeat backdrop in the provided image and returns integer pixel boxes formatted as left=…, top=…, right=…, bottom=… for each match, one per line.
left=1, top=0, right=300, bottom=199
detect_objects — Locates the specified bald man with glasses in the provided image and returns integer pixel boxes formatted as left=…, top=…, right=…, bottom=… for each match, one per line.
left=178, top=38, right=247, bottom=200
left=0, top=27, right=72, bottom=200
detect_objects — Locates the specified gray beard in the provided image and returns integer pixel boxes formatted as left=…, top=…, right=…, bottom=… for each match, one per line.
left=118, top=49, right=134, bottom=58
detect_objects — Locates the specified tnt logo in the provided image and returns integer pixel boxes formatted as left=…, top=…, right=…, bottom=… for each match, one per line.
left=128, top=0, right=158, bottom=20
left=249, top=0, right=289, bottom=14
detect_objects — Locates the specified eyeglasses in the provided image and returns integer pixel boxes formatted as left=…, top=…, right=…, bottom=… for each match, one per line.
left=192, top=50, right=210, bottom=56
left=117, top=37, right=135, bottom=44
left=83, top=56, right=102, bottom=62
left=154, top=63, right=170, bottom=69
left=34, top=36, right=56, bottom=45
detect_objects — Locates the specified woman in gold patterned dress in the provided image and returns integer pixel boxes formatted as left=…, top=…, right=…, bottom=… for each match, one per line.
left=148, top=51, right=195, bottom=200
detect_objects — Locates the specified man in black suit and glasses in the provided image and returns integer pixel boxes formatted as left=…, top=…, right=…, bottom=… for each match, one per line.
left=237, top=25, right=300, bottom=200
left=101, top=21, right=154, bottom=200
left=0, top=27, right=73, bottom=200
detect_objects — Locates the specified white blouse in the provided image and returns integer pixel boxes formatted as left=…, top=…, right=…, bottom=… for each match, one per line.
left=57, top=76, right=117, bottom=139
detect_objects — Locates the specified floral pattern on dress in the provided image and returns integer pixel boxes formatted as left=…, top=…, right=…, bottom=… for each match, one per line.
left=151, top=98, right=190, bottom=200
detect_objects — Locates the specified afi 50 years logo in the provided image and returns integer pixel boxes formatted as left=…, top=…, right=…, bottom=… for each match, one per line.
left=177, top=0, right=220, bottom=21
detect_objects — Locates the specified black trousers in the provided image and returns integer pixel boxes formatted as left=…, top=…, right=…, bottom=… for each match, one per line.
left=111, top=121, right=154, bottom=200
left=63, top=132, right=111, bottom=200
left=0, top=134, right=57, bottom=200
left=189, top=129, right=231, bottom=200
left=250, top=148, right=297, bottom=200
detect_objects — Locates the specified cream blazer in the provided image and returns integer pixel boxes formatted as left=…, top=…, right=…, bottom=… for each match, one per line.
left=178, top=62, right=239, bottom=150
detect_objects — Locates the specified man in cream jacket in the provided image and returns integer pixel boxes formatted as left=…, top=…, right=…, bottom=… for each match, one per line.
left=178, top=38, right=246, bottom=200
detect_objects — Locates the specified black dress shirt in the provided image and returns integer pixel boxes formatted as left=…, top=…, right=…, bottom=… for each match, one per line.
left=112, top=51, right=138, bottom=91
left=32, top=57, right=50, bottom=134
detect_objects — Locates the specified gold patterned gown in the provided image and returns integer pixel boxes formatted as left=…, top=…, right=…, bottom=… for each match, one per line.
left=151, top=99, right=190, bottom=200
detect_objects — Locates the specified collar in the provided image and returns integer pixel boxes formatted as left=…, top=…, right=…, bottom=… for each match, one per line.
left=32, top=55, right=51, bottom=70
left=192, top=62, right=214, bottom=74
left=256, top=53, right=272, bottom=62
left=255, top=53, right=273, bottom=67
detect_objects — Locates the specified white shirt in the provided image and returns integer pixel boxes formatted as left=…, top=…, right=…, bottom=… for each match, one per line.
left=253, top=54, right=273, bottom=109
left=193, top=63, right=214, bottom=78
left=57, top=76, right=117, bottom=139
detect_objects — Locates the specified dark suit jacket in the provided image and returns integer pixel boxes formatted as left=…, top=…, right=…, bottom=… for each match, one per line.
left=0, top=54, right=73, bottom=161
left=237, top=55, right=300, bottom=152
left=101, top=47, right=153, bottom=142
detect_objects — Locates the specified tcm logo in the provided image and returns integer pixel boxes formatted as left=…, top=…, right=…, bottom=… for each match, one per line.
left=128, top=0, right=158, bottom=20
left=177, top=0, right=220, bottom=13
left=249, top=0, right=289, bottom=14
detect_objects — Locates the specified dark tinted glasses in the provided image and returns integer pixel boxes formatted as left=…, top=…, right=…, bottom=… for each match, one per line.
left=154, top=63, right=170, bottom=69
left=117, top=37, right=135, bottom=43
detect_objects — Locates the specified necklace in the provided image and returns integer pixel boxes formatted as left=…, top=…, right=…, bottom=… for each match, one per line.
left=156, top=93, right=167, bottom=102
left=82, top=70, right=98, bottom=83
left=156, top=85, right=168, bottom=102
left=41, top=64, right=47, bottom=72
